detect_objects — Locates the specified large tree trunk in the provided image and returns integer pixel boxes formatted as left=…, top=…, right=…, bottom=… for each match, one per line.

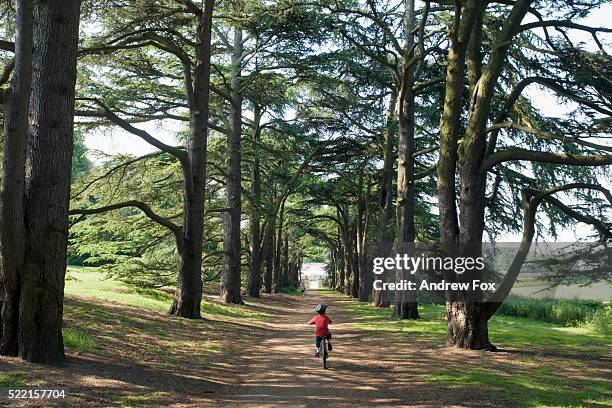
left=446, top=300, right=491, bottom=349
left=18, top=0, right=81, bottom=364
left=338, top=206, right=353, bottom=296
left=350, top=221, right=360, bottom=298
left=247, top=108, right=263, bottom=297
left=272, top=199, right=285, bottom=293
left=339, top=206, right=353, bottom=296
left=220, top=26, right=243, bottom=304
left=329, top=250, right=336, bottom=289
left=281, top=235, right=289, bottom=288
left=439, top=0, right=530, bottom=349
left=372, top=92, right=396, bottom=308
left=170, top=0, right=214, bottom=318
left=436, top=0, right=476, bottom=341
left=437, top=0, right=478, bottom=245
left=290, top=254, right=301, bottom=288
left=394, top=0, right=419, bottom=320
left=296, top=255, right=303, bottom=288
left=0, top=0, right=33, bottom=357
left=357, top=171, right=369, bottom=302
left=337, top=238, right=345, bottom=293
left=344, top=246, right=352, bottom=296
left=171, top=228, right=203, bottom=318
left=262, top=219, right=274, bottom=294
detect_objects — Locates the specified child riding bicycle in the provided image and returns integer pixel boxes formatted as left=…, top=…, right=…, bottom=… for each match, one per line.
left=308, top=304, right=332, bottom=357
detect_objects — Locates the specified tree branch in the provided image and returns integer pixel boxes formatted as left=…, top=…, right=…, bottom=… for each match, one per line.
left=482, top=149, right=612, bottom=171
left=485, top=122, right=612, bottom=153
left=414, top=163, right=437, bottom=180
left=0, top=40, right=14, bottom=52
left=412, top=77, right=444, bottom=94
left=76, top=97, right=188, bottom=163
left=486, top=76, right=612, bottom=155
left=330, top=5, right=403, bottom=55
left=518, top=20, right=612, bottom=35
left=543, top=195, right=612, bottom=241
left=71, top=152, right=165, bottom=199
left=413, top=145, right=439, bottom=158
left=173, top=0, right=201, bottom=15
left=0, top=59, right=14, bottom=87
left=69, top=200, right=182, bottom=234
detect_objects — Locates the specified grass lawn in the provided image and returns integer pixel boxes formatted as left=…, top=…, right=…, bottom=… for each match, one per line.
left=65, top=267, right=267, bottom=319
left=58, top=267, right=268, bottom=361
left=336, top=292, right=612, bottom=408
left=60, top=268, right=266, bottom=381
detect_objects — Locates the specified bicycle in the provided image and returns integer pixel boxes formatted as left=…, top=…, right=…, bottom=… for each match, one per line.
left=320, top=336, right=329, bottom=369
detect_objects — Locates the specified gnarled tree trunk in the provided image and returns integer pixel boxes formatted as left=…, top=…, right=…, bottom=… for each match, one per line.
left=446, top=300, right=491, bottom=349
left=438, top=0, right=531, bottom=349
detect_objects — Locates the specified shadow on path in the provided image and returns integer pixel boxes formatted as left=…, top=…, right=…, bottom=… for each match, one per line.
left=214, top=291, right=507, bottom=408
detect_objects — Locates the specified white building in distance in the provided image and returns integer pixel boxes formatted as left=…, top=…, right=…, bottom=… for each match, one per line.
left=301, top=263, right=327, bottom=289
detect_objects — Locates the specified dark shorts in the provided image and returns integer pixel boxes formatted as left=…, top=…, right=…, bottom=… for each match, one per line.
left=315, top=333, right=332, bottom=347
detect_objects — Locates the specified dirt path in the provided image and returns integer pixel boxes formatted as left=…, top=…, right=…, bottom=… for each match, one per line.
left=210, top=291, right=504, bottom=407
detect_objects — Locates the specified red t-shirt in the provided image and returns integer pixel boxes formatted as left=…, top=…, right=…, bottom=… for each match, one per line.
left=308, top=314, right=332, bottom=336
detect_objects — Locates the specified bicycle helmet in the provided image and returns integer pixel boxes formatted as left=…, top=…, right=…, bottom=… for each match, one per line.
left=315, top=304, right=328, bottom=314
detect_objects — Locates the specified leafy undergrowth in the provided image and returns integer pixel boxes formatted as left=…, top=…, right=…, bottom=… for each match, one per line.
left=331, top=291, right=612, bottom=408
left=279, top=287, right=300, bottom=295
left=497, top=295, right=609, bottom=329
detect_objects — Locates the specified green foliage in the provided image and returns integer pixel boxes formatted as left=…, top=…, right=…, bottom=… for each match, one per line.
left=279, top=286, right=299, bottom=295
left=496, top=296, right=607, bottom=327
left=67, top=0, right=611, bottom=330
left=583, top=307, right=612, bottom=335
left=72, top=131, right=93, bottom=180
left=69, top=154, right=194, bottom=287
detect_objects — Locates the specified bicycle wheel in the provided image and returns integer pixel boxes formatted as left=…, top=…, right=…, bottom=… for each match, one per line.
left=322, top=338, right=328, bottom=369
